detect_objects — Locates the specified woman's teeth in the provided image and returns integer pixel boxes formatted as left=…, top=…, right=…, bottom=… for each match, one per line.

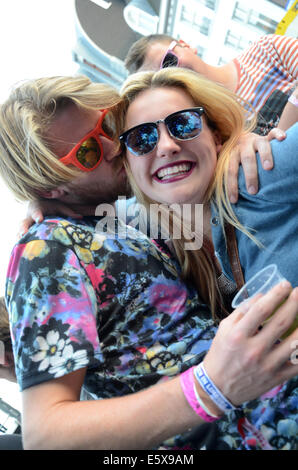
left=157, top=163, right=192, bottom=180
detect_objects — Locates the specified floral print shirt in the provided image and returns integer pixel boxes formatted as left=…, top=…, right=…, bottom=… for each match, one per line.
left=5, top=217, right=297, bottom=450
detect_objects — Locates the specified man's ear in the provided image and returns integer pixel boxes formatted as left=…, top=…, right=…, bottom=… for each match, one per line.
left=37, top=187, right=67, bottom=200
left=178, top=39, right=189, bottom=48
left=178, top=39, right=197, bottom=54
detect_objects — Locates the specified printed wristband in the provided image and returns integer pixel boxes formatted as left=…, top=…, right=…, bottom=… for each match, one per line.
left=288, top=94, right=298, bottom=107
left=194, top=362, right=238, bottom=414
left=180, top=366, right=220, bottom=422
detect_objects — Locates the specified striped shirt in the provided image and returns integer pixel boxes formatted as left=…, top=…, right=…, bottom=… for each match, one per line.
left=234, top=34, right=297, bottom=112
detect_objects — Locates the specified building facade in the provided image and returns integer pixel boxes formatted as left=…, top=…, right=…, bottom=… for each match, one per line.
left=73, top=0, right=295, bottom=85
left=161, top=0, right=295, bottom=65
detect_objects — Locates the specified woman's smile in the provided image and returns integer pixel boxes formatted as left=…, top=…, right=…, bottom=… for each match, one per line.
left=153, top=160, right=196, bottom=183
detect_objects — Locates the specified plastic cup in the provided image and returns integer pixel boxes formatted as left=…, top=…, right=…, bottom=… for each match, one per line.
left=231, top=264, right=286, bottom=309
left=231, top=264, right=297, bottom=338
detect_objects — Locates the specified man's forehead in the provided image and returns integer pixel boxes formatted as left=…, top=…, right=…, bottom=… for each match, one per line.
left=46, top=105, right=101, bottom=157
left=140, top=41, right=172, bottom=71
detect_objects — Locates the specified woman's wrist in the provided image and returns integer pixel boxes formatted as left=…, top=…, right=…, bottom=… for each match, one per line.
left=192, top=377, right=223, bottom=418
left=180, top=366, right=222, bottom=422
left=193, top=375, right=223, bottom=418
left=193, top=362, right=239, bottom=415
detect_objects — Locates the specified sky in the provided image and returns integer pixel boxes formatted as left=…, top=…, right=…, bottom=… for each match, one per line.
left=0, top=0, right=78, bottom=413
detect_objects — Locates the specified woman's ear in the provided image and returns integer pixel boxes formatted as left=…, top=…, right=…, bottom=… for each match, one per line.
left=212, top=130, right=223, bottom=154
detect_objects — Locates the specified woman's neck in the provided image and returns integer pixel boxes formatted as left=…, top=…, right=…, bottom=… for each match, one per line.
left=183, top=202, right=213, bottom=251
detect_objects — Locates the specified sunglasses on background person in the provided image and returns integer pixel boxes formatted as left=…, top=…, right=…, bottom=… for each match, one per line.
left=160, top=40, right=179, bottom=69
left=59, top=109, right=112, bottom=172
left=119, top=107, right=204, bottom=157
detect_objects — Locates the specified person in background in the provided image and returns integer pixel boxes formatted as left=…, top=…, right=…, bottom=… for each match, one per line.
left=125, top=33, right=297, bottom=202
left=125, top=33, right=297, bottom=136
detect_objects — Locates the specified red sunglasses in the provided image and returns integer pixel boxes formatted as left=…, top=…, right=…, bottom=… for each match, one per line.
left=59, top=109, right=112, bottom=172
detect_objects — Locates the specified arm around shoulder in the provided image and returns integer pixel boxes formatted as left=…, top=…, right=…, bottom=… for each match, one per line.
left=22, top=367, right=203, bottom=450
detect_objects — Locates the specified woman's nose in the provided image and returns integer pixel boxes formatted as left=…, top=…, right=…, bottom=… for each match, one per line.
left=156, top=123, right=181, bottom=158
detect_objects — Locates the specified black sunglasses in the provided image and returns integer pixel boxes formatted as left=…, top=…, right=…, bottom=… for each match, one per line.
left=159, top=40, right=179, bottom=69
left=161, top=52, right=179, bottom=68
left=119, top=107, right=204, bottom=157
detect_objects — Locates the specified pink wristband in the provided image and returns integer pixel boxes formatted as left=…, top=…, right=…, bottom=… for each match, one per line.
left=180, top=367, right=220, bottom=423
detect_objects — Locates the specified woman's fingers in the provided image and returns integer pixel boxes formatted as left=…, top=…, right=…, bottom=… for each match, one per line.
left=234, top=281, right=292, bottom=337
left=258, top=286, right=298, bottom=350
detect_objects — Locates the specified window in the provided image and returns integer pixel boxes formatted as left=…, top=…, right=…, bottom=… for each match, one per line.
left=217, top=57, right=227, bottom=66
left=248, top=12, right=278, bottom=34
left=197, top=0, right=217, bottom=10
left=268, top=0, right=290, bottom=7
left=195, top=16, right=211, bottom=35
left=225, top=30, right=251, bottom=51
left=180, top=6, right=211, bottom=36
left=180, top=5, right=193, bottom=23
left=225, top=31, right=239, bottom=49
left=232, top=3, right=247, bottom=23
left=196, top=45, right=205, bottom=58
left=232, top=2, right=278, bottom=34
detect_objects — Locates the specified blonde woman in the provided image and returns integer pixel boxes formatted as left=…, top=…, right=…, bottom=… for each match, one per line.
left=119, top=67, right=298, bottom=449
left=119, top=67, right=298, bottom=313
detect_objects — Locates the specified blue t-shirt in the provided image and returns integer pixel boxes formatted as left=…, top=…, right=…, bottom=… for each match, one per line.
left=211, top=123, right=298, bottom=286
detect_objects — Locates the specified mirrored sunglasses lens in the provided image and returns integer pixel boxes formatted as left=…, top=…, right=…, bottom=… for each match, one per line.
left=162, top=52, right=179, bottom=68
left=168, top=111, right=202, bottom=139
left=76, top=137, right=101, bottom=168
left=126, top=124, right=158, bottom=156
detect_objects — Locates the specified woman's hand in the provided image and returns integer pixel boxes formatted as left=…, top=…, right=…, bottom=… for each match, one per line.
left=18, top=199, right=83, bottom=237
left=227, top=128, right=286, bottom=204
left=203, top=281, right=298, bottom=407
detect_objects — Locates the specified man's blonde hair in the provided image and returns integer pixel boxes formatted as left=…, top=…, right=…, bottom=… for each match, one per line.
left=119, top=67, right=256, bottom=319
left=0, top=75, right=121, bottom=201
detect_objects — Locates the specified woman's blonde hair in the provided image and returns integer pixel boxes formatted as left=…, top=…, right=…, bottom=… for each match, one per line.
left=119, top=67, right=257, bottom=319
left=0, top=75, right=121, bottom=202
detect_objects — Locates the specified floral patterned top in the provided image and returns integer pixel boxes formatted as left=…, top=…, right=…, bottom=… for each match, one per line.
left=5, top=217, right=297, bottom=450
